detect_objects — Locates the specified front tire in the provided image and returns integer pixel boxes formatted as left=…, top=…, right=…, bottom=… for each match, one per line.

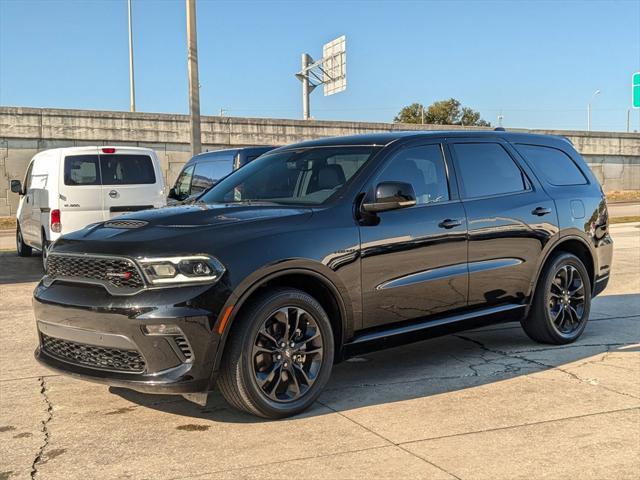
left=522, top=252, right=591, bottom=344
left=16, top=225, right=32, bottom=257
left=217, top=288, right=334, bottom=418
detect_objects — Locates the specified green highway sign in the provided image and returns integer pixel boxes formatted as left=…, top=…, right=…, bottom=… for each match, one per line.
left=634, top=72, right=640, bottom=109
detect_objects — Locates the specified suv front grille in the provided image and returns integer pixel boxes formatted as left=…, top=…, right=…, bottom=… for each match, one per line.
left=46, top=254, right=145, bottom=290
left=41, top=334, right=146, bottom=373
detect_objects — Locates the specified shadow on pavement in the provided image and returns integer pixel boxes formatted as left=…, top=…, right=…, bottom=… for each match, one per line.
left=111, top=296, right=639, bottom=423
left=0, top=252, right=43, bottom=285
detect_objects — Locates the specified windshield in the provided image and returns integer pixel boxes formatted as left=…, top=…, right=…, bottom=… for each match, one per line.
left=199, top=146, right=379, bottom=206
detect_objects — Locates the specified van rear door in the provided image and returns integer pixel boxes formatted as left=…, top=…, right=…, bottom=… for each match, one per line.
left=60, top=148, right=105, bottom=235
left=99, top=149, right=164, bottom=218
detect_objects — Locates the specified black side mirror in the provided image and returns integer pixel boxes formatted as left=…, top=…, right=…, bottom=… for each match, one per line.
left=362, top=181, right=417, bottom=213
left=168, top=187, right=178, bottom=200
left=10, top=180, right=23, bottom=195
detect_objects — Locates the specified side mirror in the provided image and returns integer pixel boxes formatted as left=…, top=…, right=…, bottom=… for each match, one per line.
left=10, top=180, right=23, bottom=195
left=168, top=187, right=178, bottom=200
left=362, top=181, right=417, bottom=213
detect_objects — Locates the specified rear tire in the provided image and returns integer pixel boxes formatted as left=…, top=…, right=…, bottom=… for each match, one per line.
left=217, top=287, right=334, bottom=418
left=521, top=252, right=591, bottom=344
left=16, top=225, right=32, bottom=257
left=41, top=231, right=50, bottom=272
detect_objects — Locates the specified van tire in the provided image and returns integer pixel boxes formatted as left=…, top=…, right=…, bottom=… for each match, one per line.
left=41, top=230, right=50, bottom=271
left=16, top=225, right=32, bottom=257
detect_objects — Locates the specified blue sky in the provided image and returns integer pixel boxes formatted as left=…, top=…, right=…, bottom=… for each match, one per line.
left=1, top=0, right=639, bottom=131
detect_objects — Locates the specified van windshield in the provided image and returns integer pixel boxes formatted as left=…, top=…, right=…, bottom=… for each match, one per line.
left=64, top=154, right=156, bottom=186
left=199, top=146, right=379, bottom=206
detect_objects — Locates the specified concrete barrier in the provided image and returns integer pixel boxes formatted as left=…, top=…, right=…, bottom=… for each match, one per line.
left=1, top=106, right=639, bottom=216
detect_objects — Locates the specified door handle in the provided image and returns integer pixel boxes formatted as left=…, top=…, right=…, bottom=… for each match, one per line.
left=532, top=207, right=552, bottom=216
left=438, top=218, right=462, bottom=229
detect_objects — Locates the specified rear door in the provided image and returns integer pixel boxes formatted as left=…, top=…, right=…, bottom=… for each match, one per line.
left=99, top=149, right=163, bottom=217
left=60, top=148, right=104, bottom=234
left=447, top=138, right=558, bottom=309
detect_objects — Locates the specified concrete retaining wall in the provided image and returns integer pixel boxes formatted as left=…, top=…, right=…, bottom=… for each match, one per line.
left=1, top=106, right=639, bottom=216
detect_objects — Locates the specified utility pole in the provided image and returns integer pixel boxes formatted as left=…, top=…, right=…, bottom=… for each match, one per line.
left=186, top=0, right=201, bottom=155
left=127, top=0, right=135, bottom=112
left=301, top=53, right=311, bottom=120
left=587, top=89, right=600, bottom=132
left=421, top=105, right=425, bottom=125
left=627, top=109, right=631, bottom=133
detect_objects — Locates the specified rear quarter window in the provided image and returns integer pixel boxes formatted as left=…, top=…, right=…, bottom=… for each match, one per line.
left=516, top=144, right=587, bottom=186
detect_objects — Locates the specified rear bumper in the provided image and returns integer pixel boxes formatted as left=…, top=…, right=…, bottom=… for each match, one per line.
left=33, top=280, right=227, bottom=394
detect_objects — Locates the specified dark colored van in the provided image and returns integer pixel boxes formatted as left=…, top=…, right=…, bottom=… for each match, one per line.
left=167, top=146, right=275, bottom=204
left=34, top=131, right=612, bottom=419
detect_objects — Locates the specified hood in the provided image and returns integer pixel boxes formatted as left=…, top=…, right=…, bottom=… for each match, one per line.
left=106, top=202, right=311, bottom=228
left=53, top=203, right=314, bottom=256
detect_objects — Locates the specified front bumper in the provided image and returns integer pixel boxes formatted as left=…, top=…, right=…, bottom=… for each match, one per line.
left=33, top=280, right=227, bottom=394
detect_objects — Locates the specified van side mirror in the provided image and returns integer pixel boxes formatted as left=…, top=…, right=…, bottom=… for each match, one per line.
left=10, top=180, right=23, bottom=195
left=362, top=181, right=417, bottom=213
left=168, top=187, right=178, bottom=200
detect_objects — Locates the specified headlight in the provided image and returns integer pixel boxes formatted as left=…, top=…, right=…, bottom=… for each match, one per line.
left=137, top=255, right=225, bottom=286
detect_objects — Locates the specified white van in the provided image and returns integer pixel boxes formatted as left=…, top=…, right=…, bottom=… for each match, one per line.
left=10, top=146, right=166, bottom=266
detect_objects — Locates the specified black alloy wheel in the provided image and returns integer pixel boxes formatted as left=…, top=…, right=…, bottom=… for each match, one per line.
left=251, top=306, right=324, bottom=403
left=521, top=252, right=591, bottom=345
left=217, top=287, right=334, bottom=418
left=548, top=264, right=586, bottom=334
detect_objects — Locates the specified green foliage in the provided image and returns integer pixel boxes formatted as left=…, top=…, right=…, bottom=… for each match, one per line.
left=394, top=98, right=490, bottom=127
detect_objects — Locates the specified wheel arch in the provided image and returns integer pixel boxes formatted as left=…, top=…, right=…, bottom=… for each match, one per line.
left=212, top=267, right=353, bottom=373
left=530, top=235, right=596, bottom=304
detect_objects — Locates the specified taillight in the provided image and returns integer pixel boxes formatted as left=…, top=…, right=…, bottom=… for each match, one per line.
left=102, top=147, right=116, bottom=154
left=51, top=209, right=61, bottom=233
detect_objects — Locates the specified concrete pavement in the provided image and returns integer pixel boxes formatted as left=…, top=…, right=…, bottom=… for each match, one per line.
left=0, top=224, right=638, bottom=479
left=608, top=202, right=640, bottom=219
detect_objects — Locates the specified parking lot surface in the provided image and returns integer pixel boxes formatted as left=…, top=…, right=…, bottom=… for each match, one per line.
left=1, top=224, right=638, bottom=480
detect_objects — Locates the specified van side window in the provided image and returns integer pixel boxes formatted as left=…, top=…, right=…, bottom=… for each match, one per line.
left=191, top=160, right=233, bottom=195
left=376, top=144, right=450, bottom=204
left=64, top=155, right=100, bottom=186
left=175, top=165, right=195, bottom=197
left=451, top=143, right=526, bottom=199
left=516, top=144, right=587, bottom=186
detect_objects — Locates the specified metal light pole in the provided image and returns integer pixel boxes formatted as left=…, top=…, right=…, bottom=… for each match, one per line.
left=301, top=53, right=311, bottom=120
left=127, top=0, right=135, bottom=112
left=587, top=89, right=600, bottom=131
left=186, top=0, right=202, bottom=155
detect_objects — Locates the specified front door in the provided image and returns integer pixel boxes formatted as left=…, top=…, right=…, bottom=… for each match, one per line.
left=359, top=143, right=468, bottom=329
left=447, top=139, right=558, bottom=308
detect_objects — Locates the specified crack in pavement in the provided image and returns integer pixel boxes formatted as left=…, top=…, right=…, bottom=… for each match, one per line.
left=454, top=335, right=640, bottom=401
left=30, top=377, right=53, bottom=480
left=316, top=399, right=463, bottom=480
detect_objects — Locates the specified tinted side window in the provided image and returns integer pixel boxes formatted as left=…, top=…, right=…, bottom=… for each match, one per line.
left=100, top=155, right=156, bottom=185
left=191, top=160, right=233, bottom=195
left=451, top=143, right=526, bottom=199
left=64, top=155, right=100, bottom=186
left=516, top=144, right=587, bottom=186
left=376, top=144, right=449, bottom=204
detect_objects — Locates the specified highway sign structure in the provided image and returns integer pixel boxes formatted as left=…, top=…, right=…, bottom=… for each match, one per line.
left=296, top=35, right=347, bottom=119
left=633, top=72, right=640, bottom=109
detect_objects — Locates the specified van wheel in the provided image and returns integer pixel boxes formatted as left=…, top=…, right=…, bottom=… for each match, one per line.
left=16, top=225, right=32, bottom=257
left=521, top=252, right=591, bottom=344
left=217, top=288, right=334, bottom=418
left=41, top=231, right=50, bottom=271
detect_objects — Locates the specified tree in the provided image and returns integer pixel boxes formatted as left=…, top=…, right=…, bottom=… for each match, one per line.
left=394, top=98, right=490, bottom=127
left=393, top=103, right=426, bottom=124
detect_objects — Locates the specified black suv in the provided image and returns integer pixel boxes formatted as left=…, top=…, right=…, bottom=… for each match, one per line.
left=34, top=131, right=612, bottom=418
